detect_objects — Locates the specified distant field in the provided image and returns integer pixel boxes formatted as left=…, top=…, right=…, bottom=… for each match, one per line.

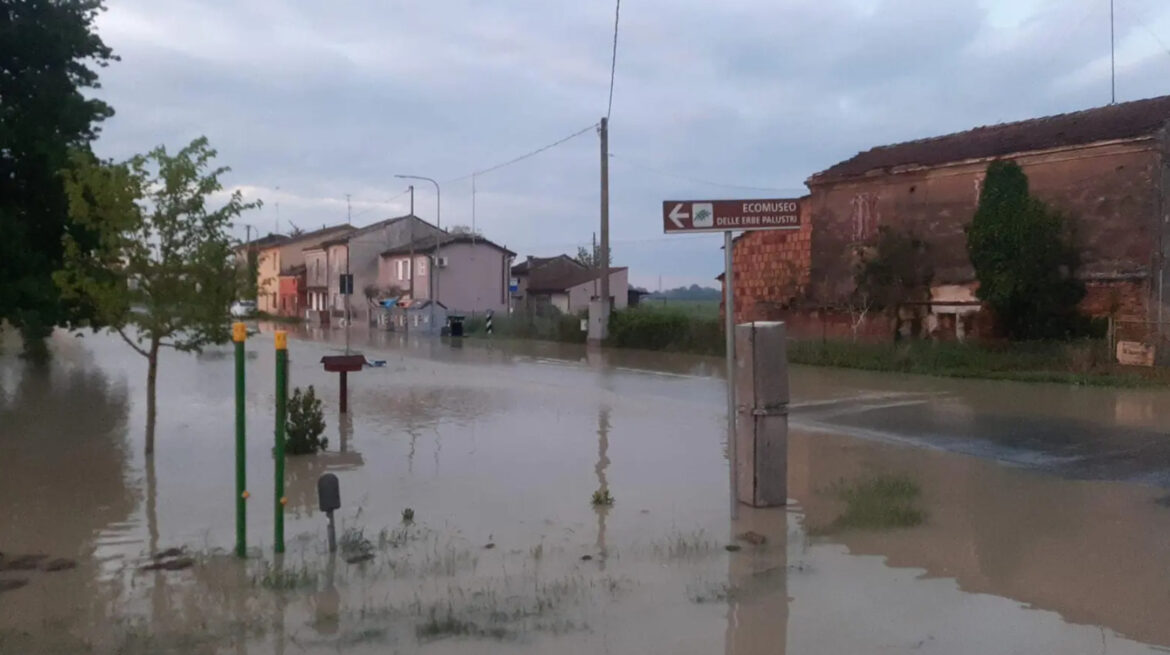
left=636, top=298, right=720, bottom=317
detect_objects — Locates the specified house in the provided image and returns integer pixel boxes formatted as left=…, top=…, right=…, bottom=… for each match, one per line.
left=277, top=264, right=306, bottom=317
left=729, top=94, right=1170, bottom=337
left=378, top=299, right=448, bottom=334
left=511, top=255, right=628, bottom=314
left=378, top=234, right=516, bottom=315
left=242, top=224, right=354, bottom=314
left=305, top=214, right=445, bottom=326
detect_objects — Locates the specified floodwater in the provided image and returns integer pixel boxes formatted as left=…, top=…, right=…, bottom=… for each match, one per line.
left=3, top=327, right=1170, bottom=654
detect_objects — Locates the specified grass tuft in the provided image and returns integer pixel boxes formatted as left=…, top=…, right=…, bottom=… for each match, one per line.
left=808, top=474, right=925, bottom=534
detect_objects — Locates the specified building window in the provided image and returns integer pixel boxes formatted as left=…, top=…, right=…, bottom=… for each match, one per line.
left=397, top=259, right=411, bottom=281
left=417, top=258, right=427, bottom=275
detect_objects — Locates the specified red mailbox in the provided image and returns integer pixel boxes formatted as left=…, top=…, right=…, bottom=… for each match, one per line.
left=321, top=355, right=365, bottom=413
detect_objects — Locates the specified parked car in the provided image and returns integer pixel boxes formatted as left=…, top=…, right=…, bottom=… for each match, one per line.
left=230, top=300, right=257, bottom=318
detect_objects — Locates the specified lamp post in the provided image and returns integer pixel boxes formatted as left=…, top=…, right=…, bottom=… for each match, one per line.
left=395, top=175, right=441, bottom=331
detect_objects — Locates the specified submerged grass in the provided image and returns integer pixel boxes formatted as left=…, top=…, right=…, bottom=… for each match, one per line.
left=252, top=563, right=318, bottom=591
left=808, top=474, right=925, bottom=535
left=650, top=529, right=718, bottom=560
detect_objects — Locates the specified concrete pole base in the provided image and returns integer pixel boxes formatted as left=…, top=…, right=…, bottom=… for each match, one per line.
left=734, top=321, right=789, bottom=508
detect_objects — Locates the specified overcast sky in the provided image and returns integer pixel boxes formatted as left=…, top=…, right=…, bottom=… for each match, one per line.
left=91, top=0, right=1170, bottom=289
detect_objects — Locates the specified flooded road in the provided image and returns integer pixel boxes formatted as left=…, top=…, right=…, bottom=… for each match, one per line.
left=2, top=327, right=1170, bottom=653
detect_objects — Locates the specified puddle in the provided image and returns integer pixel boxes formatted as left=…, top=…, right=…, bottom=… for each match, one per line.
left=2, top=328, right=1170, bottom=653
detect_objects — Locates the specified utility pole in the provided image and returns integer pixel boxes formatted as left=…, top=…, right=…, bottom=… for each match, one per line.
left=346, top=194, right=352, bottom=224
left=1110, top=0, right=1116, bottom=104
left=598, top=117, right=610, bottom=337
left=407, top=185, right=414, bottom=337
left=593, top=232, right=598, bottom=299
left=395, top=174, right=441, bottom=329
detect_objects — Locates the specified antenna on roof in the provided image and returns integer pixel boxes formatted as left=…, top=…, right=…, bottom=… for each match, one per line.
left=1110, top=0, right=1116, bottom=104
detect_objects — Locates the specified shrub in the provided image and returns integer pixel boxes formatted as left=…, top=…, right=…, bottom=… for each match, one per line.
left=286, top=386, right=328, bottom=455
left=606, top=307, right=722, bottom=354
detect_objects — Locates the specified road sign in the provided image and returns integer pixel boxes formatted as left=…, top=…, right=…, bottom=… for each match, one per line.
left=660, top=196, right=802, bottom=521
left=662, top=199, right=802, bottom=233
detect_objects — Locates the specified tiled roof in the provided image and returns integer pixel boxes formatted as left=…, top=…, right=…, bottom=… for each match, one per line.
left=811, top=95, right=1170, bottom=184
left=528, top=267, right=628, bottom=293
left=380, top=234, right=516, bottom=257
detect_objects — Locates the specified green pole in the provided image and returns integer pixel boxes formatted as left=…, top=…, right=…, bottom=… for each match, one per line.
left=274, top=330, right=288, bottom=554
left=233, top=322, right=248, bottom=558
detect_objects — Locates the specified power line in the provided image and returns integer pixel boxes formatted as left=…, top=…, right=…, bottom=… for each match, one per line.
left=609, top=153, right=806, bottom=194
left=607, top=0, right=621, bottom=120
left=448, top=123, right=599, bottom=184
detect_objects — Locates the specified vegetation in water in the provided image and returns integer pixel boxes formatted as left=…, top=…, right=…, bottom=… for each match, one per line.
left=252, top=563, right=318, bottom=591
left=808, top=474, right=925, bottom=534
left=57, top=137, right=260, bottom=454
left=590, top=488, right=614, bottom=507
left=286, top=386, right=328, bottom=455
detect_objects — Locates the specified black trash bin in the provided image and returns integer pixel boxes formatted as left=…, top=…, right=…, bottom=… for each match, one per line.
left=447, top=315, right=465, bottom=337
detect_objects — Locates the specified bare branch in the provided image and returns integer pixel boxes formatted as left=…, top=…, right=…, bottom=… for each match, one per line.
left=115, top=327, right=150, bottom=358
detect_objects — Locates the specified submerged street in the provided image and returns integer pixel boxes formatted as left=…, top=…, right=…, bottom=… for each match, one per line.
left=3, top=327, right=1170, bottom=654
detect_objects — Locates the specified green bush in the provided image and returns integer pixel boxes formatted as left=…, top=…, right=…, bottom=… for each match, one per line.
left=606, top=307, right=722, bottom=354
left=286, top=386, right=328, bottom=455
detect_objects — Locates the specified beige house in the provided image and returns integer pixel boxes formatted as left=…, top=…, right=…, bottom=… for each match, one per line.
left=249, top=225, right=354, bottom=313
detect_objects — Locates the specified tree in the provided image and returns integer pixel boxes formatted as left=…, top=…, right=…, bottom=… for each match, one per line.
left=966, top=161, right=1084, bottom=339
left=853, top=226, right=933, bottom=338
left=286, top=386, right=327, bottom=455
left=57, top=137, right=260, bottom=454
left=447, top=224, right=482, bottom=237
left=0, top=0, right=117, bottom=359
left=575, top=244, right=612, bottom=268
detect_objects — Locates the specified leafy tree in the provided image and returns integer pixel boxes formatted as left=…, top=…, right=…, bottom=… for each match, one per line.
left=575, top=244, right=612, bottom=268
left=0, top=0, right=117, bottom=359
left=966, top=161, right=1084, bottom=339
left=447, top=224, right=482, bottom=237
left=57, top=137, right=260, bottom=454
left=286, top=386, right=328, bottom=455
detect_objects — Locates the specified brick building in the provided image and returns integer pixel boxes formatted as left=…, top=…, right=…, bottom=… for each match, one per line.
left=730, top=95, right=1170, bottom=337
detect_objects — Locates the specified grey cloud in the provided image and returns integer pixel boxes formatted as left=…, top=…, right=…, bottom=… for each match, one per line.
left=90, top=0, right=1170, bottom=287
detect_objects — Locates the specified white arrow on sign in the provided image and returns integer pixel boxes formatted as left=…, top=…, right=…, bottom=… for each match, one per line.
left=668, top=203, right=689, bottom=228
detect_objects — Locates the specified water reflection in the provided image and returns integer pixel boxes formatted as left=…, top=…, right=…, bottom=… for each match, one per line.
left=725, top=507, right=789, bottom=655
left=593, top=406, right=611, bottom=565
left=0, top=356, right=135, bottom=648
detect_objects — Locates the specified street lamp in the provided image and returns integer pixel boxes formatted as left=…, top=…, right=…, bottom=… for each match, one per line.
left=395, top=175, right=441, bottom=330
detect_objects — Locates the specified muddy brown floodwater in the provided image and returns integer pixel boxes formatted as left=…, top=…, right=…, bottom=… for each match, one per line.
left=3, top=326, right=1170, bottom=654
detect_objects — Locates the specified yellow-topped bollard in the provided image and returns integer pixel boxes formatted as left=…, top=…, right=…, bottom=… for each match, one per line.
left=274, top=329, right=288, bottom=553
left=233, top=321, right=247, bottom=557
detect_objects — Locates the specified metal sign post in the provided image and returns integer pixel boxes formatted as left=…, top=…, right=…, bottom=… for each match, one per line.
left=662, top=198, right=803, bottom=521
left=723, top=231, right=738, bottom=520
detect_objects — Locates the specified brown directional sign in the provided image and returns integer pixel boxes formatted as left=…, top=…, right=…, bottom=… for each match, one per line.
left=662, top=199, right=802, bottom=233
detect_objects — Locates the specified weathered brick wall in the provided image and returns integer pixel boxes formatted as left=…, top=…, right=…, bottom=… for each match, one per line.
left=807, top=141, right=1161, bottom=319
left=1080, top=279, right=1148, bottom=319
left=729, top=202, right=812, bottom=323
